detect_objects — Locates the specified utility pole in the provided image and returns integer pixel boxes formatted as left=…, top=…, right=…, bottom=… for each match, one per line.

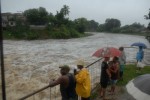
left=0, top=0, right=6, bottom=99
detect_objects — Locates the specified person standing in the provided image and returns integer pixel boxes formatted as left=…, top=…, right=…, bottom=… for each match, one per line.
left=119, top=47, right=126, bottom=80
left=109, top=57, right=119, bottom=95
left=136, top=46, right=144, bottom=73
left=75, top=59, right=91, bottom=100
left=99, top=57, right=111, bottom=100
left=49, top=65, right=77, bottom=100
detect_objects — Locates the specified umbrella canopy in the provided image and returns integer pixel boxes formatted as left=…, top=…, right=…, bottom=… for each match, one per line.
left=92, top=47, right=121, bottom=57
left=131, top=42, right=147, bottom=49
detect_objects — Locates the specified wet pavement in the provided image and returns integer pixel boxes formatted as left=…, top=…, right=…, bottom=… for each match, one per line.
left=94, top=86, right=135, bottom=100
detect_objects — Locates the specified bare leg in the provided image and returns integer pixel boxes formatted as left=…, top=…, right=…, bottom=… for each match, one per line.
left=102, top=88, right=106, bottom=100
left=99, top=87, right=103, bottom=97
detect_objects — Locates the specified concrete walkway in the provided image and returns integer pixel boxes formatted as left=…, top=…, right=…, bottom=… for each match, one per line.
left=94, top=86, right=135, bottom=100
left=126, top=74, right=150, bottom=100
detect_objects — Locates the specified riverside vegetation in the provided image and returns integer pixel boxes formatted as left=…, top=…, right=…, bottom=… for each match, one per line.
left=3, top=5, right=150, bottom=40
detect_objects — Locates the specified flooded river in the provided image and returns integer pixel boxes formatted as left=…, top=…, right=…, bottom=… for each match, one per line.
left=1, top=32, right=150, bottom=99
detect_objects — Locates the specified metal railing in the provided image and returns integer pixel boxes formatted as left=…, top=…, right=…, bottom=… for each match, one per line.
left=19, top=58, right=103, bottom=100
left=145, top=35, right=150, bottom=42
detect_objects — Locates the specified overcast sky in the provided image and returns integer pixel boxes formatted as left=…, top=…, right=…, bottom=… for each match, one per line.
left=2, top=0, right=150, bottom=26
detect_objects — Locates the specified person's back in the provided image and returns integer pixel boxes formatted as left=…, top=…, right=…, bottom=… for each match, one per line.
left=75, top=59, right=91, bottom=100
left=60, top=73, right=77, bottom=100
left=136, top=49, right=144, bottom=62
left=101, top=61, right=110, bottom=83
left=119, top=50, right=126, bottom=65
left=49, top=65, right=77, bottom=100
left=75, top=68, right=91, bottom=98
left=119, top=47, right=126, bottom=80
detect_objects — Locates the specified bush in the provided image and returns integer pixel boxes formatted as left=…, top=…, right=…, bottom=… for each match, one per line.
left=3, top=31, right=14, bottom=39
left=4, top=22, right=83, bottom=39
left=3, top=24, right=30, bottom=39
left=49, top=26, right=69, bottom=39
left=49, top=25, right=81, bottom=39
left=68, top=28, right=80, bottom=38
left=26, top=31, right=39, bottom=40
left=111, top=27, right=120, bottom=33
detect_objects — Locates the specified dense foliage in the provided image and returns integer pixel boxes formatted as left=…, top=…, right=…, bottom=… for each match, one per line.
left=98, top=19, right=146, bottom=34
left=3, top=5, right=100, bottom=39
left=3, top=6, right=149, bottom=40
left=24, top=7, right=49, bottom=25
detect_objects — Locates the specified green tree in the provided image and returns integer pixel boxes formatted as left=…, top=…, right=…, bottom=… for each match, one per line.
left=24, top=7, right=48, bottom=25
left=53, top=5, right=70, bottom=27
left=144, top=9, right=150, bottom=30
left=60, top=5, right=70, bottom=17
left=97, top=24, right=106, bottom=32
left=74, top=18, right=88, bottom=33
left=120, top=22, right=144, bottom=33
left=86, top=20, right=99, bottom=32
left=131, top=22, right=144, bottom=29
left=38, top=7, right=49, bottom=25
left=105, top=18, right=121, bottom=31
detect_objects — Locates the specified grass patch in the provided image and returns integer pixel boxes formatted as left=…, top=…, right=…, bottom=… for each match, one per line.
left=117, top=64, right=150, bottom=86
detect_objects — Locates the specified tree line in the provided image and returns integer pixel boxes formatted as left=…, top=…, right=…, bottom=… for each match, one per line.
left=3, top=5, right=149, bottom=40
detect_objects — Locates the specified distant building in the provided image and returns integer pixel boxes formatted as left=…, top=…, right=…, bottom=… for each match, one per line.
left=2, top=12, right=46, bottom=30
left=2, top=12, right=26, bottom=28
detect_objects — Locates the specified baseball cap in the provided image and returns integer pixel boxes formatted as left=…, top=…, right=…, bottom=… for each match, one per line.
left=59, top=65, right=70, bottom=72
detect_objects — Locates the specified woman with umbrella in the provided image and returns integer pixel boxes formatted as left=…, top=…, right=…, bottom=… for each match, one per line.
left=136, top=46, right=144, bottom=73
left=131, top=42, right=147, bottom=73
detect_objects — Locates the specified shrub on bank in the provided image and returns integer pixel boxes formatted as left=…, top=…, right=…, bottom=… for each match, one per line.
left=3, top=25, right=83, bottom=40
left=48, top=25, right=81, bottom=39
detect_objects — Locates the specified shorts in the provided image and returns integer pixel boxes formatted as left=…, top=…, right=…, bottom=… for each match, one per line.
left=110, top=80, right=117, bottom=85
left=100, top=81, right=108, bottom=88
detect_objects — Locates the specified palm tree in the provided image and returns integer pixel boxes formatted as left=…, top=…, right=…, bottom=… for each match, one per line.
left=60, top=5, right=70, bottom=17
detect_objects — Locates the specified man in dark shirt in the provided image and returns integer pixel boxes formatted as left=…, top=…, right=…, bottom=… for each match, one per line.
left=99, top=57, right=111, bottom=100
left=49, top=65, right=77, bottom=100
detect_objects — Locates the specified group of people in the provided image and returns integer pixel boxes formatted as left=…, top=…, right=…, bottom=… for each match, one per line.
left=49, top=46, right=144, bottom=100
left=49, top=59, right=91, bottom=100
left=99, top=47, right=126, bottom=100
